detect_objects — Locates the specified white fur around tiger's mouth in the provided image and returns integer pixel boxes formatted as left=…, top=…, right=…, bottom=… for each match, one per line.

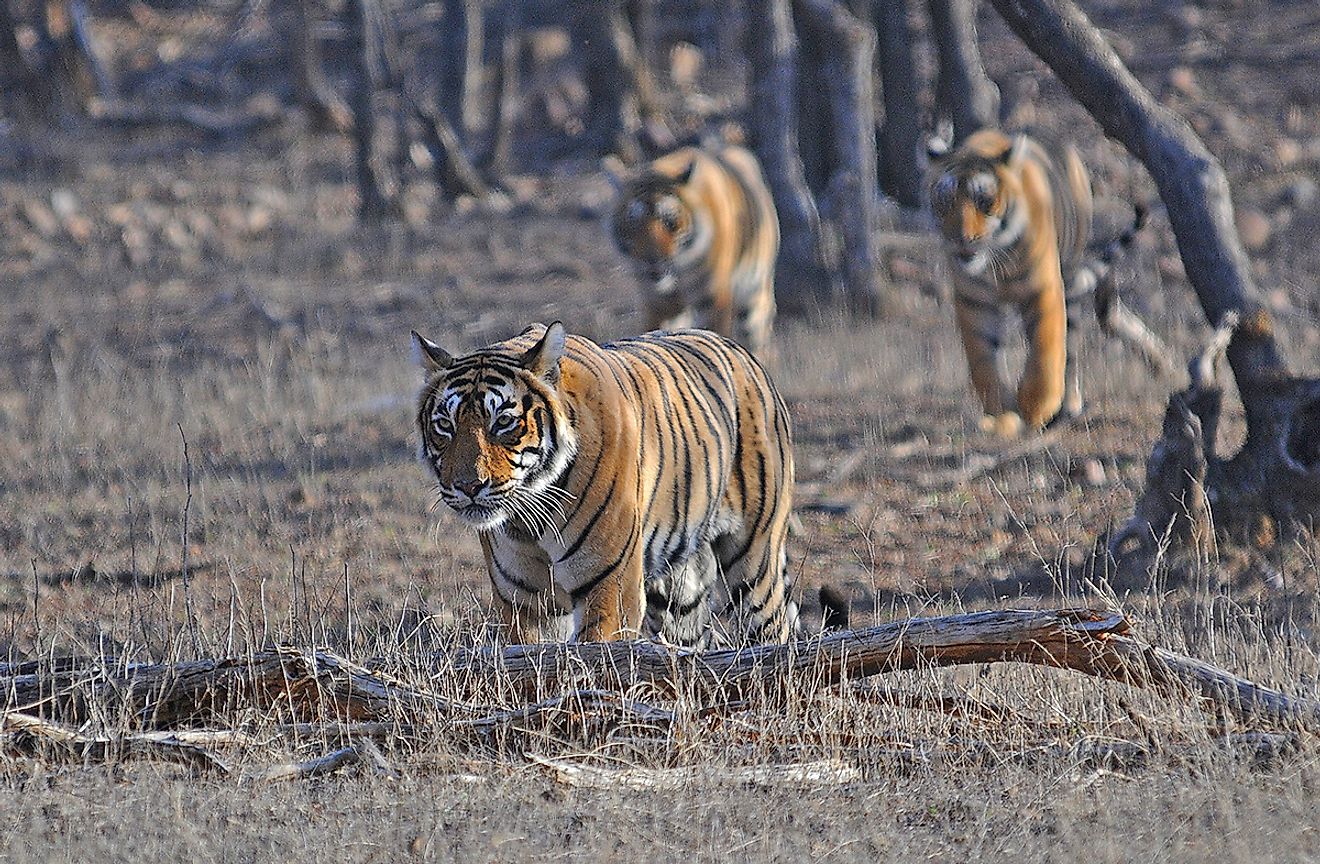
left=958, top=249, right=990, bottom=276
left=652, top=271, right=677, bottom=294
left=452, top=500, right=510, bottom=531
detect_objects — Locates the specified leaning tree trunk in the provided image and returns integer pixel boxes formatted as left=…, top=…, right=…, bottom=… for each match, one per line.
left=0, top=0, right=56, bottom=118
left=745, top=0, right=837, bottom=308
left=928, top=0, right=1000, bottom=141
left=794, top=0, right=885, bottom=314
left=872, top=0, right=924, bottom=208
left=984, top=0, right=1318, bottom=555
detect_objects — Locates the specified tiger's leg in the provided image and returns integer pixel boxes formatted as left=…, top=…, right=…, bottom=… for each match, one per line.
left=732, top=267, right=776, bottom=357
left=714, top=505, right=795, bottom=644
left=481, top=534, right=569, bottom=643
left=1016, top=273, right=1070, bottom=430
left=561, top=533, right=646, bottom=642
left=953, top=290, right=1018, bottom=436
left=1059, top=292, right=1085, bottom=421
left=644, top=543, right=717, bottom=648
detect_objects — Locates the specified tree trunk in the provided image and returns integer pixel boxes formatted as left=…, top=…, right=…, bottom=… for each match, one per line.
left=928, top=0, right=999, bottom=141
left=572, top=0, right=639, bottom=160
left=285, top=0, right=351, bottom=132
left=436, top=0, right=481, bottom=138
left=345, top=0, right=392, bottom=222
left=744, top=0, right=837, bottom=308
left=479, top=2, right=521, bottom=178
left=872, top=0, right=924, bottom=208
left=794, top=0, right=885, bottom=314
left=0, top=0, right=56, bottom=118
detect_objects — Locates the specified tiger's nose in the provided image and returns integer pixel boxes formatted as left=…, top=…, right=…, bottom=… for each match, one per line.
left=455, top=479, right=485, bottom=498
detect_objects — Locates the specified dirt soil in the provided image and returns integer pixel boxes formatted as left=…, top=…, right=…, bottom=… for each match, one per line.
left=2, top=0, right=1320, bottom=860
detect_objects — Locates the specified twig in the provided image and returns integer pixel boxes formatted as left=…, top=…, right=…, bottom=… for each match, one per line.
left=527, top=754, right=860, bottom=789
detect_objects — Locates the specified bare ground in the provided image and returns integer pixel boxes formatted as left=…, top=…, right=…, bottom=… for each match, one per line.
left=2, top=0, right=1320, bottom=860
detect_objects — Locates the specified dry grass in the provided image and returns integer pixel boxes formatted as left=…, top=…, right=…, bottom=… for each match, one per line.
left=4, top=0, right=1320, bottom=858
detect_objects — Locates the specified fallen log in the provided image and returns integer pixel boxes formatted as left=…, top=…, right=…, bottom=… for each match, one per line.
left=5, top=609, right=1320, bottom=733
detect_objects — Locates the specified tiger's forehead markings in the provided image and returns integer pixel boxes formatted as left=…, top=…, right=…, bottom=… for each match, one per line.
left=432, top=354, right=522, bottom=420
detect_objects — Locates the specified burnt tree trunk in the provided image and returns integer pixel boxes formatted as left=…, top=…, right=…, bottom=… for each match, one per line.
left=745, top=0, right=837, bottom=308
left=982, top=0, right=1317, bottom=554
left=872, top=0, right=924, bottom=208
left=345, top=0, right=393, bottom=222
left=928, top=0, right=999, bottom=141
left=794, top=0, right=885, bottom=313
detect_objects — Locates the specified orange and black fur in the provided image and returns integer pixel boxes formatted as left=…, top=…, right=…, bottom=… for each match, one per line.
left=928, top=128, right=1103, bottom=436
left=606, top=145, right=780, bottom=356
left=413, top=322, right=796, bottom=646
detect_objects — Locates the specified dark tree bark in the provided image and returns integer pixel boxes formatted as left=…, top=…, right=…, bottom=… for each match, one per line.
left=794, top=0, right=885, bottom=313
left=284, top=0, right=351, bottom=132
left=413, top=101, right=490, bottom=199
left=436, top=0, right=481, bottom=137
left=479, top=2, right=521, bottom=178
left=872, top=0, right=924, bottom=208
left=745, top=0, right=836, bottom=307
left=928, top=0, right=999, bottom=141
left=572, top=0, right=639, bottom=160
left=345, top=0, right=393, bottom=222
left=0, top=0, right=56, bottom=118
left=980, top=0, right=1315, bottom=556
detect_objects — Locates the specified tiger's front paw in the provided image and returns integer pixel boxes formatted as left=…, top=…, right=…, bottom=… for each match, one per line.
left=978, top=411, right=1024, bottom=438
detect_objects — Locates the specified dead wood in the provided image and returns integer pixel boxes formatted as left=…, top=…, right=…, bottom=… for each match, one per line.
left=3, top=712, right=230, bottom=773
left=256, top=744, right=365, bottom=782
left=88, top=96, right=285, bottom=137
left=478, top=3, right=521, bottom=178
left=528, top=754, right=861, bottom=789
left=8, top=610, right=1320, bottom=739
left=436, top=0, right=482, bottom=137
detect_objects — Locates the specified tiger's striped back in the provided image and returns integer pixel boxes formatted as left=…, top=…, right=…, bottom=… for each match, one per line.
left=414, top=323, right=796, bottom=646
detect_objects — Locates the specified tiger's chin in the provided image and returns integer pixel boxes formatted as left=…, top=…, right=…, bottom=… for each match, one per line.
left=451, top=503, right=510, bottom=532
left=957, top=249, right=991, bottom=276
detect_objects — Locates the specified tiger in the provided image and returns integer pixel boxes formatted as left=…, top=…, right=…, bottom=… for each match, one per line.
left=927, top=127, right=1140, bottom=436
left=412, top=321, right=796, bottom=647
left=604, top=144, right=780, bottom=357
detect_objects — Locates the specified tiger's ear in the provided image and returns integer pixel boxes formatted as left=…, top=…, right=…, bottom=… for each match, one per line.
left=674, top=158, right=696, bottom=185
left=519, top=321, right=567, bottom=385
left=602, top=155, right=628, bottom=191
left=1002, top=135, right=1030, bottom=166
left=411, top=330, right=453, bottom=375
left=926, top=120, right=953, bottom=162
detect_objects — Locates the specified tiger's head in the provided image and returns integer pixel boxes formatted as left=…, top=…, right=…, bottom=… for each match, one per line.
left=605, top=154, right=698, bottom=293
left=412, top=322, right=578, bottom=532
left=927, top=129, right=1031, bottom=277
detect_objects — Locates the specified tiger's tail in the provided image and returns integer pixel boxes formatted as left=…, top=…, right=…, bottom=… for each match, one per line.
left=1068, top=204, right=1180, bottom=379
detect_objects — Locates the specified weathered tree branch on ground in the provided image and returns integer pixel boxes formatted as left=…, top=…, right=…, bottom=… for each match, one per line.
left=7, top=610, right=1319, bottom=736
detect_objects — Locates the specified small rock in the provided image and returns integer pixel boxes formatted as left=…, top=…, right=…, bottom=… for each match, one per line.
left=1168, top=66, right=1198, bottom=97
left=1069, top=458, right=1107, bottom=488
left=1236, top=208, right=1272, bottom=251
left=1285, top=177, right=1319, bottom=211
left=1273, top=138, right=1301, bottom=168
